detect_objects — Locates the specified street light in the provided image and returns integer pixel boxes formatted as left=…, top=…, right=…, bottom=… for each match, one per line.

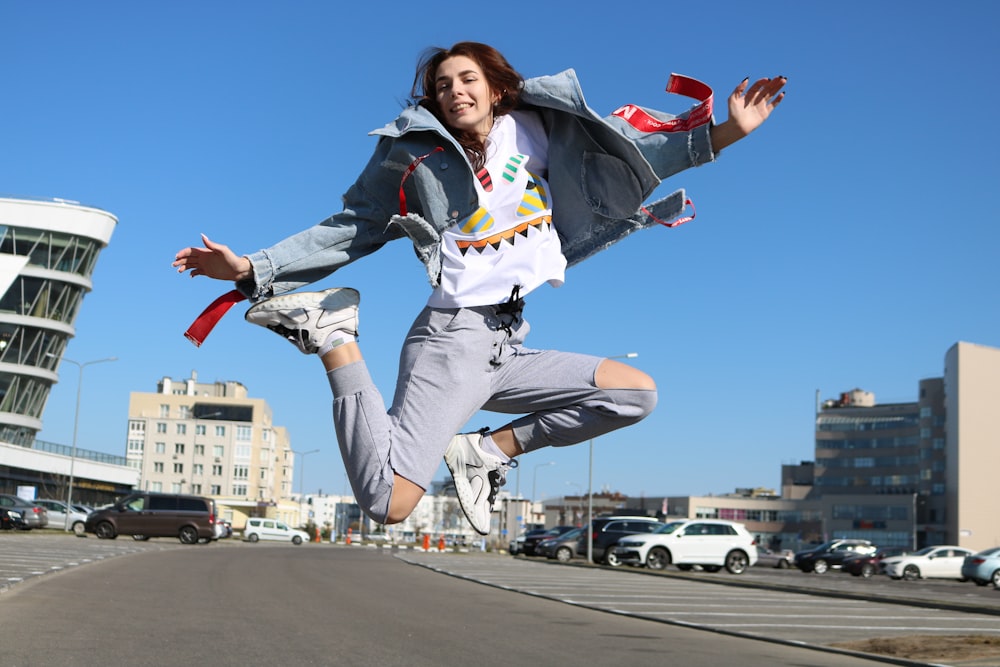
left=587, top=352, right=637, bottom=563
left=46, top=353, right=117, bottom=531
left=293, top=448, right=319, bottom=528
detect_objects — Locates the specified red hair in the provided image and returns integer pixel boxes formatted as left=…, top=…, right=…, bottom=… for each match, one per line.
left=412, top=42, right=523, bottom=169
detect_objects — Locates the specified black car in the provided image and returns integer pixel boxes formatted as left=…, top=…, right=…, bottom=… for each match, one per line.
left=576, top=515, right=662, bottom=564
left=537, top=526, right=585, bottom=562
left=520, top=526, right=576, bottom=557
left=842, top=546, right=909, bottom=578
left=794, top=538, right=876, bottom=574
left=1, top=508, right=27, bottom=530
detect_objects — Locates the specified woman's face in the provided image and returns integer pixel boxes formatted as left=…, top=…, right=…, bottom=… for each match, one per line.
left=434, top=55, right=497, bottom=139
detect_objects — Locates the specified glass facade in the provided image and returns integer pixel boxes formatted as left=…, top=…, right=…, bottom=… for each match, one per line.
left=0, top=198, right=116, bottom=446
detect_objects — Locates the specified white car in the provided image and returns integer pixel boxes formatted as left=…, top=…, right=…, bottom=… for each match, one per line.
left=882, top=545, right=974, bottom=581
left=243, top=518, right=310, bottom=545
left=33, top=499, right=88, bottom=535
left=612, top=519, right=758, bottom=574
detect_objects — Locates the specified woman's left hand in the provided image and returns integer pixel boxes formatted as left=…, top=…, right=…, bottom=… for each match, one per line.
left=710, top=75, right=786, bottom=151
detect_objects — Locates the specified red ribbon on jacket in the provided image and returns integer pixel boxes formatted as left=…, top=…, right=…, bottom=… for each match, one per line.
left=183, top=289, right=247, bottom=347
left=611, top=73, right=714, bottom=133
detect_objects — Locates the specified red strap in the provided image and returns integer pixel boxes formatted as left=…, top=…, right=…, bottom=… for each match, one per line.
left=184, top=289, right=248, bottom=347
left=612, top=73, right=714, bottom=133
left=642, top=199, right=697, bottom=228
left=399, top=147, right=444, bottom=216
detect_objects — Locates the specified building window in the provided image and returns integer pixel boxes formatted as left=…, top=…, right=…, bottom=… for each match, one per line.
left=155, top=442, right=166, bottom=454
left=233, top=465, right=249, bottom=480
left=195, top=424, right=206, bottom=436
left=128, top=439, right=144, bottom=452
left=171, top=483, right=182, bottom=493
left=159, top=404, right=169, bottom=418
left=215, top=425, right=226, bottom=437
left=212, top=464, right=223, bottom=475
left=235, top=445, right=251, bottom=460
left=236, top=425, right=252, bottom=441
left=193, top=463, right=203, bottom=476
left=174, top=443, right=185, bottom=455
left=179, top=405, right=190, bottom=419
left=260, top=470, right=267, bottom=480
left=919, top=406, right=932, bottom=418
left=176, top=423, right=187, bottom=435
left=210, top=485, right=221, bottom=495
left=173, top=463, right=183, bottom=474
left=233, top=484, right=247, bottom=496
left=194, top=444, right=204, bottom=456
left=156, top=423, right=167, bottom=434
left=191, top=484, right=202, bottom=494
left=129, top=420, right=145, bottom=433
left=154, top=462, right=164, bottom=473
left=932, top=438, right=945, bottom=450
left=213, top=445, right=224, bottom=458
left=151, top=482, right=162, bottom=492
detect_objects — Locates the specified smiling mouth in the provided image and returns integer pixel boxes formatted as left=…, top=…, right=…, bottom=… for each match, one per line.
left=451, top=103, right=473, bottom=113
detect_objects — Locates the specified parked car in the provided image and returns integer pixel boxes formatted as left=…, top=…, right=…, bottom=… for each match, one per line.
left=793, top=539, right=875, bottom=574
left=214, top=519, right=233, bottom=539
left=85, top=492, right=217, bottom=544
left=755, top=547, right=795, bottom=569
left=521, top=526, right=576, bottom=557
left=244, top=518, right=310, bottom=544
left=841, top=546, right=909, bottom=578
left=577, top=515, right=662, bottom=564
left=0, top=494, right=48, bottom=529
left=536, top=526, right=585, bottom=562
left=882, top=545, right=974, bottom=581
left=1, top=509, right=26, bottom=530
left=510, top=527, right=551, bottom=556
left=33, top=499, right=88, bottom=535
left=612, top=519, right=758, bottom=574
left=961, top=547, right=1000, bottom=587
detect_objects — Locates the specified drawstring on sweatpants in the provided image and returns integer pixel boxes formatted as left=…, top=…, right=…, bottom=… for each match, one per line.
left=494, top=284, right=524, bottom=338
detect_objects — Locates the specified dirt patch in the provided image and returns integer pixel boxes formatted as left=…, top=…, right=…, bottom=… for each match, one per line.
left=832, top=635, right=1000, bottom=663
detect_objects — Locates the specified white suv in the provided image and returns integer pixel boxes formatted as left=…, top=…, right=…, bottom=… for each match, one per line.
left=244, top=518, right=310, bottom=545
left=612, top=519, right=758, bottom=574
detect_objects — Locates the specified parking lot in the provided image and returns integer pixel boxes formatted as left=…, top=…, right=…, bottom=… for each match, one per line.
left=4, top=532, right=1000, bottom=665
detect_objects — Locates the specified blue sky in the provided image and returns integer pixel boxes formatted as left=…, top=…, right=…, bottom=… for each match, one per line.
left=3, top=2, right=997, bottom=502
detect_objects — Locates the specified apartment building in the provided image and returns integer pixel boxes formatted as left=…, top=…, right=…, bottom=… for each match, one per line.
left=127, top=371, right=300, bottom=527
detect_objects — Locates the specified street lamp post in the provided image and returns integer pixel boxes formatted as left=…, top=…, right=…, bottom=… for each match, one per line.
left=587, top=352, right=637, bottom=563
left=293, top=448, right=319, bottom=528
left=47, top=354, right=117, bottom=531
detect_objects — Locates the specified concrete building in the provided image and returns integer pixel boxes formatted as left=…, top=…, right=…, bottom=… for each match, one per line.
left=127, top=371, right=299, bottom=529
left=944, top=341, right=1000, bottom=551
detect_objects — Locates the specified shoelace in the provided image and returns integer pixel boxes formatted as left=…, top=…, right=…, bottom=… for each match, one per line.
left=485, top=459, right=518, bottom=509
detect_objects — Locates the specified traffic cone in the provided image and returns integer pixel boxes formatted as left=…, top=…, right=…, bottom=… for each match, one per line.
left=422, top=534, right=430, bottom=551
left=438, top=535, right=445, bottom=551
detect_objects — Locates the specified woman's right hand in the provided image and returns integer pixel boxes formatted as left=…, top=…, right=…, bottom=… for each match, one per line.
left=173, top=234, right=252, bottom=281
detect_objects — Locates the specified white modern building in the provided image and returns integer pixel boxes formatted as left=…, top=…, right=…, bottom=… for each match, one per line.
left=0, top=196, right=116, bottom=445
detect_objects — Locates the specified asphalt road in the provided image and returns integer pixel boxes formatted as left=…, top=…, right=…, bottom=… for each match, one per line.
left=0, top=534, right=997, bottom=667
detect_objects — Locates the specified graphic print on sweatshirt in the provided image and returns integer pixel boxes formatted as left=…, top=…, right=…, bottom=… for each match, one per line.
left=429, top=111, right=566, bottom=309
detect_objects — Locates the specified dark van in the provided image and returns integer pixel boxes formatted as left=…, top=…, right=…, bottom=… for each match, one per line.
left=85, top=492, right=216, bottom=544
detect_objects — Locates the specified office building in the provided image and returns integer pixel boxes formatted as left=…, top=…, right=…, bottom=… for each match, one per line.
left=0, top=196, right=116, bottom=446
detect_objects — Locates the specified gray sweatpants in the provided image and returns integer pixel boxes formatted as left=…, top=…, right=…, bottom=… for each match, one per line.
left=327, top=303, right=658, bottom=522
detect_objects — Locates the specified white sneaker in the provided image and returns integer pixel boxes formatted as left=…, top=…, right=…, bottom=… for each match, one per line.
left=443, top=431, right=516, bottom=536
left=245, top=288, right=359, bottom=354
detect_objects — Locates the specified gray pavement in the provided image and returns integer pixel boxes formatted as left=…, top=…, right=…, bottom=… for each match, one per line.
left=3, top=533, right=1000, bottom=666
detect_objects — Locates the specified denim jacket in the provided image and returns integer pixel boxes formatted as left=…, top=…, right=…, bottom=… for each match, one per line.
left=239, top=69, right=716, bottom=301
